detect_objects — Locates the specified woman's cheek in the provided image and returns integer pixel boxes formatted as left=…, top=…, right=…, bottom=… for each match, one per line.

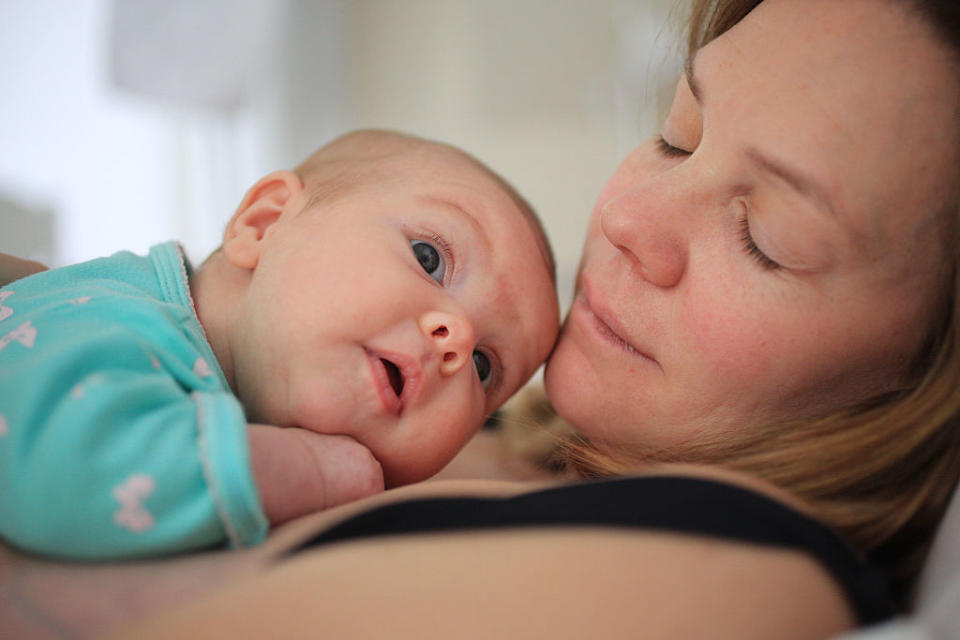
left=685, top=288, right=783, bottom=387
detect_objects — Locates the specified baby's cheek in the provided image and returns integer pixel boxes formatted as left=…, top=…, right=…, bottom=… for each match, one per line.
left=389, top=398, right=483, bottom=486
left=492, top=276, right=524, bottom=324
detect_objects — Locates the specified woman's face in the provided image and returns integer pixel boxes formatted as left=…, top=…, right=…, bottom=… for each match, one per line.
left=545, top=0, right=959, bottom=451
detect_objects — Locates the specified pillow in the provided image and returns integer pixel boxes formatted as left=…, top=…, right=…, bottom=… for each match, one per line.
left=834, top=485, right=960, bottom=639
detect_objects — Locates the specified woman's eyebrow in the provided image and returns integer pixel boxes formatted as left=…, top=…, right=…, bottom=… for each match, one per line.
left=745, top=147, right=838, bottom=219
left=686, top=53, right=837, bottom=219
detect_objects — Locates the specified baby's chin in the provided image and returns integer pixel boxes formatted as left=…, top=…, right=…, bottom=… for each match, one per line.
left=381, top=464, right=435, bottom=489
left=379, top=430, right=483, bottom=488
left=377, top=452, right=447, bottom=488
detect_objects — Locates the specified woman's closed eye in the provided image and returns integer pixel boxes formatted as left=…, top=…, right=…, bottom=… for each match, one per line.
left=655, top=135, right=781, bottom=270
left=411, top=238, right=447, bottom=284
left=655, top=135, right=692, bottom=158
left=739, top=216, right=780, bottom=270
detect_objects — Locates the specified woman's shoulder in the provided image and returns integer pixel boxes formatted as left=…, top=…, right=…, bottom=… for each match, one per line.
left=3, top=467, right=867, bottom=639
left=265, top=464, right=824, bottom=555
left=266, top=464, right=893, bottom=627
left=125, top=472, right=861, bottom=639
left=259, top=476, right=541, bottom=554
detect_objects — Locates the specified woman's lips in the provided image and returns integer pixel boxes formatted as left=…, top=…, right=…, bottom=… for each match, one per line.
left=574, top=278, right=660, bottom=368
left=365, top=348, right=422, bottom=415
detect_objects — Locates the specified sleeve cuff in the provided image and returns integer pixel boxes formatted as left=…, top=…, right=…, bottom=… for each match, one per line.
left=194, top=391, right=269, bottom=548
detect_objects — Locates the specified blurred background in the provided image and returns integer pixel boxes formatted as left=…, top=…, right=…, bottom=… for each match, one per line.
left=0, top=0, right=685, bottom=311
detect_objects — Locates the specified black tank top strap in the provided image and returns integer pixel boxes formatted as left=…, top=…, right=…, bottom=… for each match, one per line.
left=287, top=475, right=894, bottom=625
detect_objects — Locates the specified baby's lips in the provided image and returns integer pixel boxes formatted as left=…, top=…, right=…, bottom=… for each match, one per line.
left=365, top=347, right=424, bottom=415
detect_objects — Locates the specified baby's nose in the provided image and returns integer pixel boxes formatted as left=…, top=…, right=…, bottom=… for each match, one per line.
left=418, top=311, right=476, bottom=377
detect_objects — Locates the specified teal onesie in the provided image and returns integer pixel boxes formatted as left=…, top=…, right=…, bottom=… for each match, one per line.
left=0, top=243, right=268, bottom=559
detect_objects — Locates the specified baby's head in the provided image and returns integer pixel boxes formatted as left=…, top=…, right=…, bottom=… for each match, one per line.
left=218, top=130, right=559, bottom=486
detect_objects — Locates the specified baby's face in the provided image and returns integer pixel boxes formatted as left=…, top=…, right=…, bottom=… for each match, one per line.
left=231, top=145, right=558, bottom=485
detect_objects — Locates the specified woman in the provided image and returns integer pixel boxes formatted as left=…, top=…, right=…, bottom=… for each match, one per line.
left=544, top=0, right=960, bottom=602
left=3, top=0, right=958, bottom=637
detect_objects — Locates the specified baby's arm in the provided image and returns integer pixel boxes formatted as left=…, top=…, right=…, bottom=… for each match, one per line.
left=247, top=425, right=384, bottom=525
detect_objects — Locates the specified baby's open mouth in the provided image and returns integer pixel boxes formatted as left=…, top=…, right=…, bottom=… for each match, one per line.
left=381, top=358, right=404, bottom=398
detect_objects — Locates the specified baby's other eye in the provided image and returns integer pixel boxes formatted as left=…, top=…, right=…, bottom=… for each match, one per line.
left=472, top=350, right=492, bottom=387
left=411, top=240, right=445, bottom=284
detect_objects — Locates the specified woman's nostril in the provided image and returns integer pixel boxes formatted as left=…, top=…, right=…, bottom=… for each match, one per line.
left=433, top=326, right=449, bottom=338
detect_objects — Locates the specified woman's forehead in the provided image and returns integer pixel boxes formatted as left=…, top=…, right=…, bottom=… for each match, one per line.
left=699, top=0, right=959, bottom=257
left=704, top=0, right=956, bottom=133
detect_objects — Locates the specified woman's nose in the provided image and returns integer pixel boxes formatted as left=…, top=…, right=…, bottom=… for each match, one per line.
left=418, top=311, right=476, bottom=377
left=599, top=187, right=688, bottom=288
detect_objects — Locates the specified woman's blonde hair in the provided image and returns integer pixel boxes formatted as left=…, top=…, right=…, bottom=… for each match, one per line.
left=526, top=0, right=960, bottom=607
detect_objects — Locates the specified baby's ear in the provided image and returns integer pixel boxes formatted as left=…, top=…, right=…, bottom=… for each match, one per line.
left=223, top=170, right=304, bottom=269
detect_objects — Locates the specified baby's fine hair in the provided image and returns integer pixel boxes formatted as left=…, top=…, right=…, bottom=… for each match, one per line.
left=294, top=129, right=557, bottom=285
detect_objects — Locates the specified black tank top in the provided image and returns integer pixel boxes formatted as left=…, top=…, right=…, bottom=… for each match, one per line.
left=289, top=475, right=894, bottom=625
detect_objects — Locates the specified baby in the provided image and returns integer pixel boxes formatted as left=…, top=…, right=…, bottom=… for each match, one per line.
left=0, top=130, right=559, bottom=559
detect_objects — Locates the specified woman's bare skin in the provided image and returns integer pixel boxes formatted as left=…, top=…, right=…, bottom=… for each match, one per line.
left=1, top=440, right=833, bottom=640
left=0, top=481, right=530, bottom=638
left=0, top=432, right=549, bottom=639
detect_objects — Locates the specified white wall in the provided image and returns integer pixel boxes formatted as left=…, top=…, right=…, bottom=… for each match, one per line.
left=0, top=0, right=348, bottom=267
left=1, top=0, right=685, bottom=304
left=0, top=0, right=179, bottom=265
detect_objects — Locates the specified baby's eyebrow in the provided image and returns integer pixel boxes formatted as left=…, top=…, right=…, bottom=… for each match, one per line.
left=415, top=194, right=492, bottom=252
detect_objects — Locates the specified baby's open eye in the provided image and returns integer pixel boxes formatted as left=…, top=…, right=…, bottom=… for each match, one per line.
left=411, top=240, right=445, bottom=284
left=472, top=350, right=492, bottom=387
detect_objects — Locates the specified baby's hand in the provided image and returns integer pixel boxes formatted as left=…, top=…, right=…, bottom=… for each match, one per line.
left=248, top=425, right=384, bottom=526
left=290, top=430, right=385, bottom=509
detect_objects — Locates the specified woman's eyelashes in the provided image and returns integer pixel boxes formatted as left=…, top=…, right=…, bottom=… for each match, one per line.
left=655, top=135, right=691, bottom=158
left=411, top=237, right=448, bottom=284
left=655, top=135, right=782, bottom=271
left=739, top=216, right=780, bottom=270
